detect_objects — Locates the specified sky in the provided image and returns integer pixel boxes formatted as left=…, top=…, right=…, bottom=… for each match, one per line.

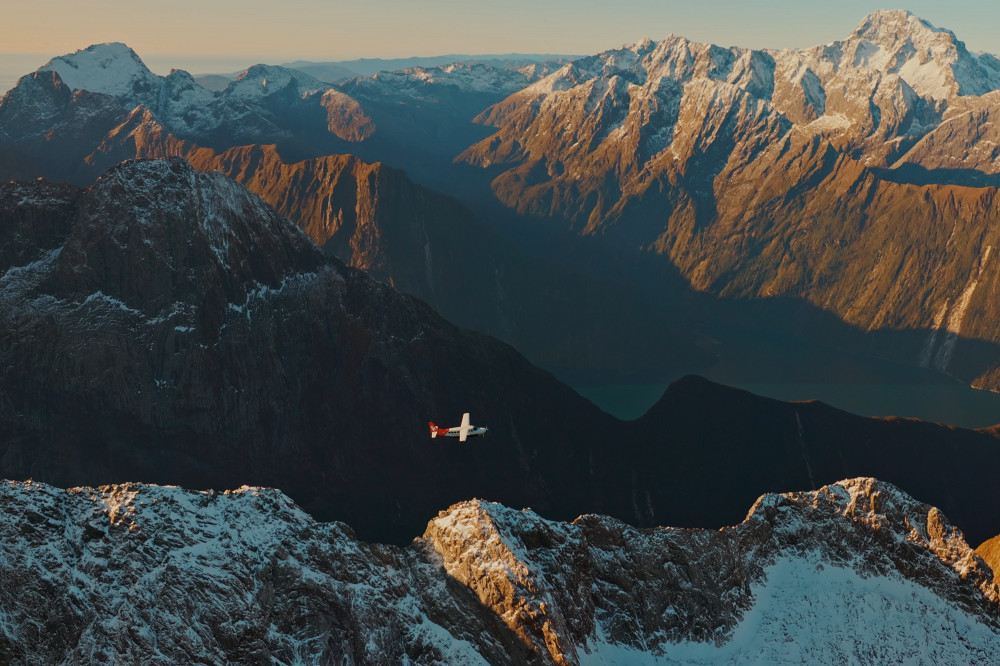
left=2, top=1, right=1000, bottom=77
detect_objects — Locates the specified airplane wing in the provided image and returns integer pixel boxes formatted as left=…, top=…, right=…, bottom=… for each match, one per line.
left=459, top=412, right=471, bottom=442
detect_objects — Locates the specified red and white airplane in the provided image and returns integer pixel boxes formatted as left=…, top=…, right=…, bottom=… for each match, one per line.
left=428, top=412, right=488, bottom=442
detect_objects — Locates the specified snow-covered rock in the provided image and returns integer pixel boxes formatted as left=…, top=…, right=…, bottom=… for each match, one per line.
left=840, top=9, right=1000, bottom=99
left=38, top=43, right=161, bottom=101
left=224, top=63, right=331, bottom=101
left=0, top=477, right=997, bottom=663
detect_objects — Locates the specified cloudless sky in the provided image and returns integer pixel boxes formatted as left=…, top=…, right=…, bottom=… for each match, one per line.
left=2, top=1, right=1000, bottom=75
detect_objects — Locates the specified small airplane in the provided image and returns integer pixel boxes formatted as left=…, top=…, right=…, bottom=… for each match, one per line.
left=429, top=412, right=488, bottom=442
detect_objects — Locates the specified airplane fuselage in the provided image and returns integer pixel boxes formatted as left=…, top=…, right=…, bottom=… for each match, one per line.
left=435, top=425, right=488, bottom=439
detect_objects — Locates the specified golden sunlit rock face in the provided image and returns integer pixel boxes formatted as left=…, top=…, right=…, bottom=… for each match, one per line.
left=976, top=533, right=1000, bottom=576
left=320, top=89, right=375, bottom=141
left=452, top=13, right=1000, bottom=387
left=87, top=118, right=445, bottom=295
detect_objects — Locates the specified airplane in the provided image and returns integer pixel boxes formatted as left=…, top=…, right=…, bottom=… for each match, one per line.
left=428, top=412, right=487, bottom=442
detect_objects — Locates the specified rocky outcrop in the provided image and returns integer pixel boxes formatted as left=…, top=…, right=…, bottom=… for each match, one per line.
left=977, top=533, right=1000, bottom=575
left=0, top=477, right=997, bottom=664
left=0, top=69, right=134, bottom=182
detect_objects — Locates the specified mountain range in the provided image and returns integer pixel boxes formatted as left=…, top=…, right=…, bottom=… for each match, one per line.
left=0, top=157, right=623, bottom=544
left=193, top=53, right=581, bottom=91
left=6, top=158, right=1000, bottom=549
left=5, top=12, right=1000, bottom=659
left=5, top=11, right=1000, bottom=401
left=458, top=9, right=1000, bottom=389
left=0, top=477, right=997, bottom=663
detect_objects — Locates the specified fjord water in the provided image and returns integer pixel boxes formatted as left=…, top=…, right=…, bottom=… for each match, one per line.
left=573, top=327, right=1000, bottom=427
left=576, top=380, right=1000, bottom=428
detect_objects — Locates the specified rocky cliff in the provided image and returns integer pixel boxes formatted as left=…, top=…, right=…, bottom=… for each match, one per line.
left=0, top=477, right=997, bottom=664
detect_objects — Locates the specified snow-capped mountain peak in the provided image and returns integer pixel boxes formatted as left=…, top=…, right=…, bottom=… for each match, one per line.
left=851, top=9, right=957, bottom=46
left=5, top=43, right=357, bottom=147
left=838, top=10, right=1000, bottom=98
left=38, top=42, right=159, bottom=99
left=228, top=64, right=331, bottom=99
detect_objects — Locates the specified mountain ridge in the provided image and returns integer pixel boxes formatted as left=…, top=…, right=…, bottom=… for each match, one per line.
left=456, top=10, right=1000, bottom=389
left=0, top=476, right=996, bottom=663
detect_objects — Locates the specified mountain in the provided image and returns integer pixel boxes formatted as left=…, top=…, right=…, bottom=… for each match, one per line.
left=7, top=160, right=1000, bottom=547
left=458, top=10, right=1000, bottom=389
left=38, top=42, right=163, bottom=100
left=118, top=130, right=709, bottom=380
left=0, top=43, right=588, bottom=193
left=285, top=53, right=580, bottom=79
left=0, top=157, right=628, bottom=543
left=9, top=31, right=994, bottom=398
left=0, top=40, right=928, bottom=392
left=0, top=477, right=997, bottom=663
left=192, top=54, right=578, bottom=92
left=0, top=42, right=366, bottom=175
left=630, top=374, right=1000, bottom=546
left=0, top=43, right=560, bottom=184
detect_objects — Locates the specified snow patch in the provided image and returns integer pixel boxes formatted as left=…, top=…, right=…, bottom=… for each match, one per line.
left=583, top=551, right=1000, bottom=664
left=0, top=247, right=62, bottom=297
left=81, top=291, right=141, bottom=315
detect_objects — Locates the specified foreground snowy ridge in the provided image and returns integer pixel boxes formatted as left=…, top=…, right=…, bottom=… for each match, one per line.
left=0, top=477, right=997, bottom=664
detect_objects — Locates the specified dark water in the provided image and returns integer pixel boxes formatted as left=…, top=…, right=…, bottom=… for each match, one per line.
left=571, top=320, right=1000, bottom=428
left=576, top=381, right=1000, bottom=428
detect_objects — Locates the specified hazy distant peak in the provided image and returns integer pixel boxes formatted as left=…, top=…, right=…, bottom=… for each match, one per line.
left=38, top=42, right=157, bottom=98
left=231, top=63, right=331, bottom=98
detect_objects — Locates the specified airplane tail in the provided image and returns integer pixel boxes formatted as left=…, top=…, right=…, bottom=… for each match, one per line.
left=428, top=422, right=438, bottom=438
